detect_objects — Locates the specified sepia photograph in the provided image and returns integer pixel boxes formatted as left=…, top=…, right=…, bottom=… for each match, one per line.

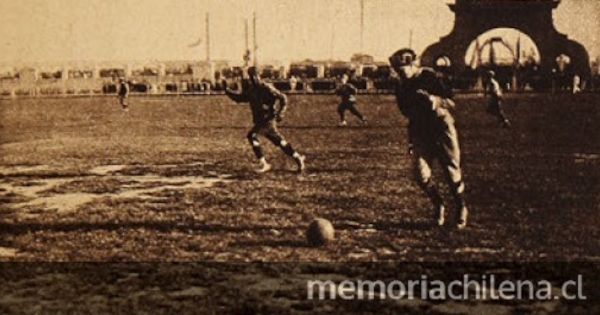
left=1, top=0, right=599, bottom=314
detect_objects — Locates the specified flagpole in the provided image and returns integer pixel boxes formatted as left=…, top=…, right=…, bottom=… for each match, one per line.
left=469, top=37, right=479, bottom=68
left=244, top=19, right=250, bottom=67
left=476, top=38, right=482, bottom=68
left=515, top=35, right=521, bottom=65
left=360, top=0, right=364, bottom=53
left=205, top=12, right=210, bottom=62
left=253, top=12, right=258, bottom=67
left=489, top=40, right=496, bottom=67
left=475, top=37, right=483, bottom=91
left=330, top=11, right=335, bottom=59
left=513, top=35, right=521, bottom=91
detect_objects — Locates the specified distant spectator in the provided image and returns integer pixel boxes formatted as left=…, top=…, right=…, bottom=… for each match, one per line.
left=289, top=75, right=298, bottom=91
left=118, top=77, right=130, bottom=113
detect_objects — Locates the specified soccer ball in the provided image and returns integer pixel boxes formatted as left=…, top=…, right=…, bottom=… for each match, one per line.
left=306, top=218, right=335, bottom=247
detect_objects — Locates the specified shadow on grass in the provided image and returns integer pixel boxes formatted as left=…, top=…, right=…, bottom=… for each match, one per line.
left=282, top=125, right=374, bottom=130
left=373, top=220, right=435, bottom=232
left=231, top=239, right=309, bottom=248
left=0, top=221, right=298, bottom=235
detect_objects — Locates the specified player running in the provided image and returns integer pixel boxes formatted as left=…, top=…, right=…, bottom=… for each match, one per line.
left=484, top=70, right=511, bottom=129
left=224, top=66, right=306, bottom=174
left=336, top=74, right=367, bottom=126
left=389, top=48, right=468, bottom=229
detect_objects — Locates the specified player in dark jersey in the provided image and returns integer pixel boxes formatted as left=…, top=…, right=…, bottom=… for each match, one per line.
left=224, top=66, right=305, bottom=174
left=484, top=70, right=511, bottom=129
left=389, top=48, right=468, bottom=229
left=117, top=77, right=130, bottom=113
left=336, top=74, right=367, bottom=126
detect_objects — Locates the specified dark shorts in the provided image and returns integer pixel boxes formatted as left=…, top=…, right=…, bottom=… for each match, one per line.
left=486, top=98, right=504, bottom=116
left=338, top=101, right=358, bottom=112
left=249, top=120, right=285, bottom=143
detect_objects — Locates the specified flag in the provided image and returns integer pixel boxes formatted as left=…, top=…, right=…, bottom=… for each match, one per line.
left=188, top=37, right=202, bottom=48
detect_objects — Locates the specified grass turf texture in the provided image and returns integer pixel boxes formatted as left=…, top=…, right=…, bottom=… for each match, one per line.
left=1, top=94, right=600, bottom=314
left=1, top=94, right=599, bottom=262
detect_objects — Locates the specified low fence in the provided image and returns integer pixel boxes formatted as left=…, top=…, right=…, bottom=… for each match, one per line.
left=0, top=78, right=394, bottom=98
left=2, top=77, right=599, bottom=99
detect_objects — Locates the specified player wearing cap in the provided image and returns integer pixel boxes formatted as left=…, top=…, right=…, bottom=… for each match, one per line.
left=484, top=70, right=511, bottom=129
left=336, top=74, right=367, bottom=126
left=224, top=66, right=306, bottom=174
left=389, top=48, right=468, bottom=229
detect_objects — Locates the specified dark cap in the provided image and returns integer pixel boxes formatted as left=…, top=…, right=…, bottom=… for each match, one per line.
left=389, top=48, right=417, bottom=68
left=247, top=66, right=260, bottom=76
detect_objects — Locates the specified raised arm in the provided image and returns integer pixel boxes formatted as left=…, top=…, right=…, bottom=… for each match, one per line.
left=224, top=86, right=250, bottom=103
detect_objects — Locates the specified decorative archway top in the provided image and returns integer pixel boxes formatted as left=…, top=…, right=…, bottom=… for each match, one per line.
left=420, top=0, right=590, bottom=78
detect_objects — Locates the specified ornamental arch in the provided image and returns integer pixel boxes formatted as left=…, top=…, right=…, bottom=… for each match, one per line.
left=420, top=0, right=590, bottom=90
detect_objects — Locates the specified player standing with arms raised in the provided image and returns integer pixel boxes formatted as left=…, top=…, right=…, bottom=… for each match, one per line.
left=336, top=74, right=367, bottom=126
left=224, top=66, right=306, bottom=174
left=389, top=48, right=468, bottom=229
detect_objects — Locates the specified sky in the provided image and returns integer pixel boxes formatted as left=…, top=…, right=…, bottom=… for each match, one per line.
left=0, top=0, right=598, bottom=66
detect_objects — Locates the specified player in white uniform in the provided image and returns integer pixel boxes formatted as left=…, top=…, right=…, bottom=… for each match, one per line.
left=389, top=48, right=468, bottom=229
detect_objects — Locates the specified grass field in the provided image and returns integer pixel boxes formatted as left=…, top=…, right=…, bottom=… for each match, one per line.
left=1, top=93, right=599, bottom=313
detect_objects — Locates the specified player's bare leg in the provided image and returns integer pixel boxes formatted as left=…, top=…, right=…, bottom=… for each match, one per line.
left=457, top=206, right=468, bottom=230
left=257, top=157, right=272, bottom=173
left=488, top=102, right=511, bottom=129
left=452, top=181, right=468, bottom=229
left=338, top=105, right=347, bottom=126
left=501, top=118, right=511, bottom=129
left=420, top=179, right=445, bottom=226
left=247, top=130, right=271, bottom=173
left=347, top=105, right=367, bottom=125
left=120, top=98, right=129, bottom=115
left=495, top=109, right=511, bottom=129
left=293, top=152, right=306, bottom=174
left=265, top=132, right=305, bottom=174
left=444, top=164, right=468, bottom=229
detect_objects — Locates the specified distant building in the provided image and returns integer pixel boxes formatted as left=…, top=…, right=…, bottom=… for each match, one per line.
left=18, top=68, right=38, bottom=83
left=351, top=53, right=375, bottom=64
